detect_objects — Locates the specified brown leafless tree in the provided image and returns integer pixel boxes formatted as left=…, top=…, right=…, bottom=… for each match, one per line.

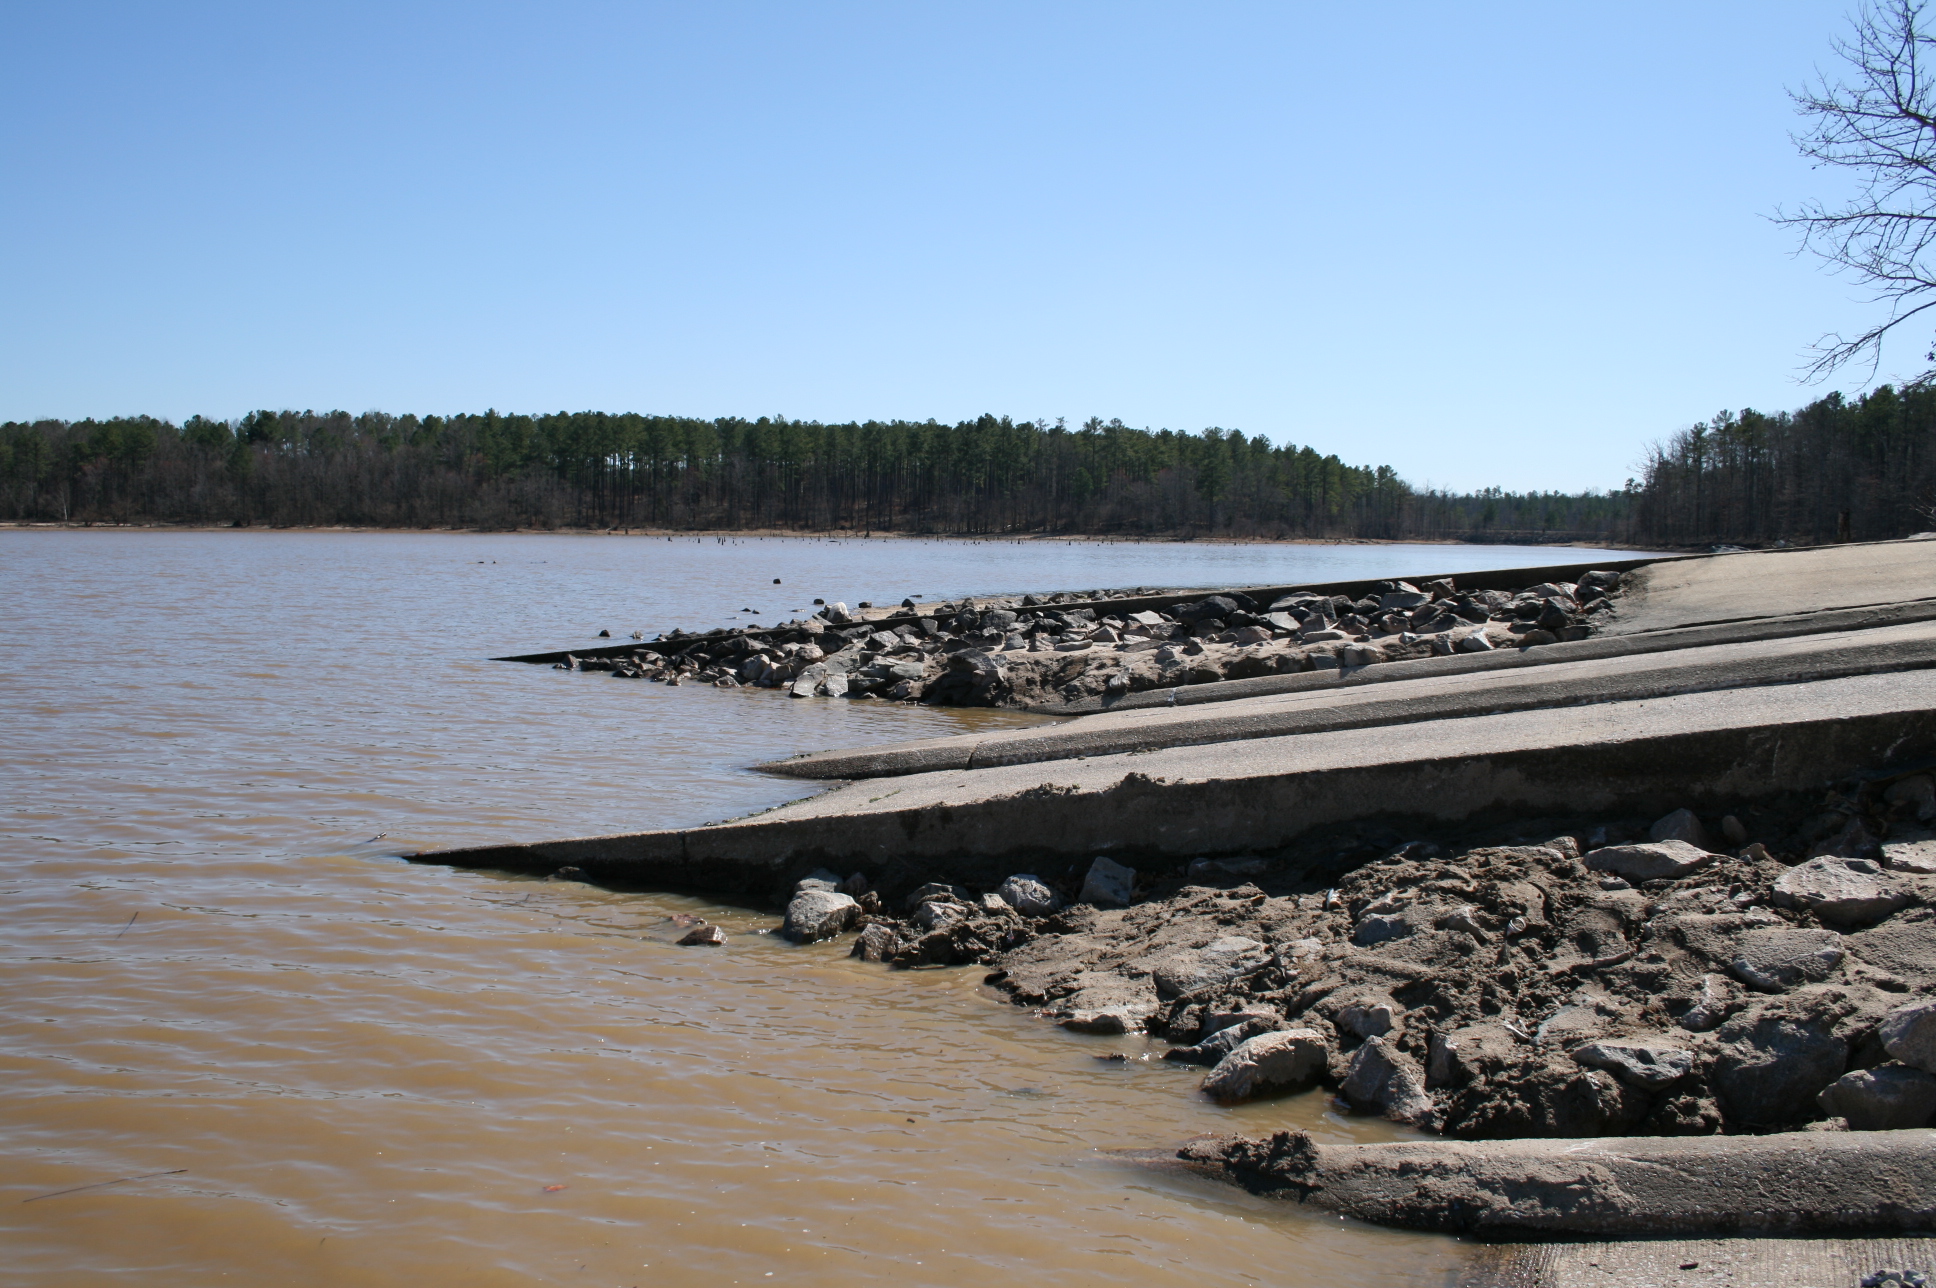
left=1782, top=0, right=1936, bottom=381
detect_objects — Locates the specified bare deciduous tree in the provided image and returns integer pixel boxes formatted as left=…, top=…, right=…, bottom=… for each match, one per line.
left=1782, top=0, right=1936, bottom=381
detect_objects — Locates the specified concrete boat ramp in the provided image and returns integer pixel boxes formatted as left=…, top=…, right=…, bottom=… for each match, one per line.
left=419, top=539, right=1936, bottom=904
left=415, top=538, right=1936, bottom=1275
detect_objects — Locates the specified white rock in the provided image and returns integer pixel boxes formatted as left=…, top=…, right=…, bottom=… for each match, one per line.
left=1079, top=855, right=1135, bottom=908
left=1455, top=630, right=1493, bottom=653
left=1200, top=1029, right=1329, bottom=1103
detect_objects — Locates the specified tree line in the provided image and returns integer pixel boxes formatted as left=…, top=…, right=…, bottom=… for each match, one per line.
left=0, top=410, right=1632, bottom=543
left=1633, top=385, right=1936, bottom=546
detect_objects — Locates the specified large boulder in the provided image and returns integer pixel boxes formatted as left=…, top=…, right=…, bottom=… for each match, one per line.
left=1712, top=1009, right=1849, bottom=1126
left=783, top=889, right=859, bottom=943
left=1817, top=1064, right=1936, bottom=1130
left=1340, top=1037, right=1434, bottom=1125
left=1201, top=1030, right=1329, bottom=1104
left=1773, top=856, right=1910, bottom=926
left=1729, top=927, right=1847, bottom=992
left=1584, top=840, right=1716, bottom=882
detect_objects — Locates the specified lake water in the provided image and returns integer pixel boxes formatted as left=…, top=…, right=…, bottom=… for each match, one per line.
left=0, top=530, right=1654, bottom=1287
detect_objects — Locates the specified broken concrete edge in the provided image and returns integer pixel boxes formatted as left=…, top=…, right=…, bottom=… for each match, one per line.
left=1026, top=596, right=1936, bottom=718
left=488, top=553, right=1687, bottom=666
left=1118, top=1128, right=1936, bottom=1239
left=407, top=697, right=1936, bottom=909
left=761, top=618, right=1936, bottom=781
left=1456, top=1236, right=1936, bottom=1288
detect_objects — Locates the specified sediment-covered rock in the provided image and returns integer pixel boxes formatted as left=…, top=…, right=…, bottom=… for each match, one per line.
left=1201, top=1029, right=1329, bottom=1103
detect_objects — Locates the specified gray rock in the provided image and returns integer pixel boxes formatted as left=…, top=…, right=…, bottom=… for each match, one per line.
left=1879, top=998, right=1936, bottom=1073
left=1338, top=999, right=1400, bottom=1039
left=1378, top=591, right=1431, bottom=610
left=904, top=882, right=969, bottom=911
left=1649, top=808, right=1710, bottom=849
left=1818, top=1064, right=1936, bottom=1130
left=839, top=871, right=872, bottom=897
left=1570, top=1040, right=1694, bottom=1090
left=1171, top=1019, right=1271, bottom=1067
left=1455, top=630, right=1494, bottom=653
left=1729, top=926, right=1846, bottom=991
left=1059, top=1005, right=1142, bottom=1034
left=1201, top=1008, right=1280, bottom=1039
left=1352, top=911, right=1415, bottom=947
left=1186, top=856, right=1268, bottom=882
left=783, top=889, right=859, bottom=943
left=1340, top=1037, right=1434, bottom=1125
left=996, top=874, right=1060, bottom=916
left=1713, top=1010, right=1849, bottom=1125
left=849, top=922, right=902, bottom=962
left=1152, top=936, right=1266, bottom=999
left=1773, top=856, right=1911, bottom=926
left=1308, top=651, right=1341, bottom=670
left=1883, top=828, right=1936, bottom=875
left=820, top=671, right=851, bottom=698
left=789, top=663, right=828, bottom=698
left=1886, top=774, right=1936, bottom=823
left=912, top=899, right=969, bottom=930
left=1340, top=642, right=1384, bottom=667
left=1584, top=840, right=1716, bottom=882
left=1428, top=1023, right=1524, bottom=1087
left=1200, top=1030, right=1329, bottom=1104
left=1079, top=856, right=1136, bottom=908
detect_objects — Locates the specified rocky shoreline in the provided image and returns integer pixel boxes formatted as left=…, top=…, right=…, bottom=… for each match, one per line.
left=548, top=569, right=1627, bottom=709
left=756, top=760, right=1936, bottom=1145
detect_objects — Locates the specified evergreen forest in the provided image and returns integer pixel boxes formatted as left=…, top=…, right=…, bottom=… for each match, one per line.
left=1, top=395, right=1926, bottom=548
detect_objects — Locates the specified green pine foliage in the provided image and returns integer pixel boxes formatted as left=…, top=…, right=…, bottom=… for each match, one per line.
left=0, top=408, right=1626, bottom=542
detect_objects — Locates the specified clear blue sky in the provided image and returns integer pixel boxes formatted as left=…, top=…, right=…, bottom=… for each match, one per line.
left=0, top=1, right=1894, bottom=491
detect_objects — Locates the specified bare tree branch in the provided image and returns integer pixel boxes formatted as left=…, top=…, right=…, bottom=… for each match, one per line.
left=1777, top=0, right=1936, bottom=379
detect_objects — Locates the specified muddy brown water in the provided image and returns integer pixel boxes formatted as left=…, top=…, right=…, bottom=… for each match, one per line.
left=1, top=531, right=1653, bottom=1286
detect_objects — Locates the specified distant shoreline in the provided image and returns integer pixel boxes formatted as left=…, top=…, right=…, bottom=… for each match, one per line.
left=0, top=521, right=1672, bottom=551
